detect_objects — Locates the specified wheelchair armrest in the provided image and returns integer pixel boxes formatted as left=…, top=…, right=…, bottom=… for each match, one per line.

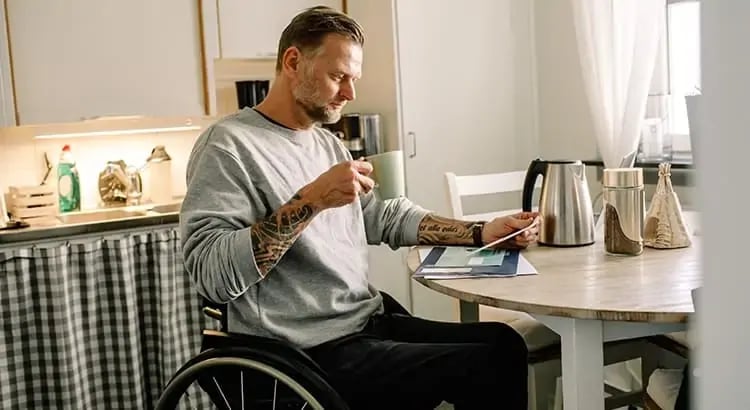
left=201, top=329, right=328, bottom=377
left=202, top=306, right=223, bottom=321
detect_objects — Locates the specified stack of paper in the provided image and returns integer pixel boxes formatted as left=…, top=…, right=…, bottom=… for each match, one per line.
left=414, top=246, right=538, bottom=279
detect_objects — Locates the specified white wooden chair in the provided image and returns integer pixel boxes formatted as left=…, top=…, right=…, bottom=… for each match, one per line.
left=446, top=171, right=561, bottom=409
left=445, top=170, right=649, bottom=410
left=643, top=287, right=699, bottom=410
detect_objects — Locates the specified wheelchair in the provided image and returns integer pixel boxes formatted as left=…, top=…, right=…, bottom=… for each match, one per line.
left=156, top=292, right=409, bottom=410
left=155, top=299, right=350, bottom=410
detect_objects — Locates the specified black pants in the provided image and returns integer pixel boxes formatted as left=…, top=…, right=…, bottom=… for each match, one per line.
left=304, top=296, right=529, bottom=410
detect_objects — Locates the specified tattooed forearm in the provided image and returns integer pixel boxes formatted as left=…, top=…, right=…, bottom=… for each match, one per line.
left=417, top=213, right=478, bottom=246
left=250, top=192, right=320, bottom=276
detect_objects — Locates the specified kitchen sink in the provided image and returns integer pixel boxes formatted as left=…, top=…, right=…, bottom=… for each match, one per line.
left=149, top=203, right=181, bottom=214
left=57, top=208, right=150, bottom=225
left=53, top=201, right=181, bottom=226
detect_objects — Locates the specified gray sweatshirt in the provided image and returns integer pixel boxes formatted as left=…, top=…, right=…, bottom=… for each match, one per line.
left=180, top=108, right=429, bottom=349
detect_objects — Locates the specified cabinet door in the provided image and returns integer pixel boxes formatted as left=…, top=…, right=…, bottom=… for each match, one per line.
left=6, top=0, right=205, bottom=125
left=395, top=0, right=536, bottom=321
left=218, top=0, right=342, bottom=59
left=367, top=245, right=412, bottom=312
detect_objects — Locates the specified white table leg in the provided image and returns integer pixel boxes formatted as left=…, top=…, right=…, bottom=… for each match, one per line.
left=536, top=315, right=605, bottom=410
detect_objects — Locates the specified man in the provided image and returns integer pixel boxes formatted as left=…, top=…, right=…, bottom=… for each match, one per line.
left=180, top=6, right=539, bottom=409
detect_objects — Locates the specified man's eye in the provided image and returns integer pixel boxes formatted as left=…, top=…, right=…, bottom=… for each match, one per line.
left=332, top=74, right=344, bottom=81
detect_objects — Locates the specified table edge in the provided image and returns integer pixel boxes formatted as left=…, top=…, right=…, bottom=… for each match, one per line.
left=408, top=248, right=692, bottom=324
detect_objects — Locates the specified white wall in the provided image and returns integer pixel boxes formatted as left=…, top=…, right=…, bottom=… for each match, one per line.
left=697, top=1, right=750, bottom=408
left=533, top=0, right=597, bottom=162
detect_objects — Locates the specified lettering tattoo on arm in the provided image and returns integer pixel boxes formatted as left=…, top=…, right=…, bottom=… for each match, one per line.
left=417, top=213, right=478, bottom=246
left=250, top=192, right=320, bottom=276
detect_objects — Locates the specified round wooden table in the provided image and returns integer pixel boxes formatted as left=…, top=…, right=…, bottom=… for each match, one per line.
left=407, top=234, right=700, bottom=410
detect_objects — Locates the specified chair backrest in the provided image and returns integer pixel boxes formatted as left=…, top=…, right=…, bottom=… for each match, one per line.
left=444, top=170, right=540, bottom=221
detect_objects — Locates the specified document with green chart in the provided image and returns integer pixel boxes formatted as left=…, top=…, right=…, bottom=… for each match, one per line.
left=428, top=247, right=507, bottom=267
left=414, top=246, right=522, bottom=279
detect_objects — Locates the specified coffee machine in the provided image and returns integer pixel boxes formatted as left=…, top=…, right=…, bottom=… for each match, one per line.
left=323, top=113, right=383, bottom=158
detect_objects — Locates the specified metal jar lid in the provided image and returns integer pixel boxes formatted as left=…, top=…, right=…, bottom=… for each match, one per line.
left=603, top=167, right=644, bottom=188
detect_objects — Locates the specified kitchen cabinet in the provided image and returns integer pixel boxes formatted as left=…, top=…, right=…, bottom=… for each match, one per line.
left=367, top=244, right=411, bottom=312
left=392, top=0, right=538, bottom=321
left=217, top=0, right=343, bottom=59
left=5, top=0, right=205, bottom=125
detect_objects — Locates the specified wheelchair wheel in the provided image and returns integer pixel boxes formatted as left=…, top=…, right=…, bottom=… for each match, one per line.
left=156, top=346, right=349, bottom=410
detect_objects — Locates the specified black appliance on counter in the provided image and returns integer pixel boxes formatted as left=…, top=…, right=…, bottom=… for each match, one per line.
left=322, top=113, right=383, bottom=158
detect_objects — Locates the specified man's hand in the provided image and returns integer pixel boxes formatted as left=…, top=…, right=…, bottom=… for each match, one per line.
left=482, top=211, right=540, bottom=249
left=300, top=160, right=375, bottom=210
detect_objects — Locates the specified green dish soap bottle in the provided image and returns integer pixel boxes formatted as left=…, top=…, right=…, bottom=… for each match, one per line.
left=58, top=144, right=80, bottom=213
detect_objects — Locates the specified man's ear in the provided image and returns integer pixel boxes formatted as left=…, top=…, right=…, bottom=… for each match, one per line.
left=281, top=47, right=303, bottom=76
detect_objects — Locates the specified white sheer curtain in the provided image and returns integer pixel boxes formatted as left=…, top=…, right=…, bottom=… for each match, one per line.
left=571, top=0, right=665, bottom=169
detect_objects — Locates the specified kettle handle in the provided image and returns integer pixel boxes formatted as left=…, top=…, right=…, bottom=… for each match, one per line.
left=522, top=158, right=546, bottom=212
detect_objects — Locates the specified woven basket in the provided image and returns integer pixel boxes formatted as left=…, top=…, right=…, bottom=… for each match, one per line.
left=643, top=163, right=692, bottom=249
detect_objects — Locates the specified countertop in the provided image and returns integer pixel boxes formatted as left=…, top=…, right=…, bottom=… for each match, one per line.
left=0, top=202, right=181, bottom=245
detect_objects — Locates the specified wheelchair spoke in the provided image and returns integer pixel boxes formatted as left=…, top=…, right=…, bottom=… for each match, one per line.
left=272, top=379, right=278, bottom=409
left=240, top=371, right=244, bottom=410
left=300, top=402, right=308, bottom=409
left=212, top=377, right=232, bottom=409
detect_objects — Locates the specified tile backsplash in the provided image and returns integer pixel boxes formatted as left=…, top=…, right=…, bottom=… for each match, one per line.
left=0, top=122, right=210, bottom=211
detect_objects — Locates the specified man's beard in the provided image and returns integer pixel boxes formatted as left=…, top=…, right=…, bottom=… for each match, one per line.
left=293, top=77, right=342, bottom=124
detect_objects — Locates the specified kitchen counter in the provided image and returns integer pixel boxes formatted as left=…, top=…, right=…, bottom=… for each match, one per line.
left=0, top=202, right=181, bottom=245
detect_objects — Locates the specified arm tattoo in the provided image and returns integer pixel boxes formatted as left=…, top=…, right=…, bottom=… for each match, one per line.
left=250, top=192, right=320, bottom=276
left=417, top=213, right=478, bottom=246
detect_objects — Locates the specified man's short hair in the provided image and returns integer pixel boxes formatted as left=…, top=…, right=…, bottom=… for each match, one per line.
left=276, top=6, right=364, bottom=72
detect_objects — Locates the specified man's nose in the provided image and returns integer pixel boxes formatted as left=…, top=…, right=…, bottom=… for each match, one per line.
left=340, top=79, right=356, bottom=101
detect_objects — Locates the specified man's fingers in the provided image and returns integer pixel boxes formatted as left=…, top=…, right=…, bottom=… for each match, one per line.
left=356, top=173, right=375, bottom=193
left=352, top=160, right=374, bottom=176
left=513, top=211, right=539, bottom=220
left=506, top=216, right=536, bottom=230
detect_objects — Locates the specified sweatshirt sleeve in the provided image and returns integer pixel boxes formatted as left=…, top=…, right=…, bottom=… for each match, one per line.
left=360, top=191, right=430, bottom=249
left=180, top=134, right=267, bottom=304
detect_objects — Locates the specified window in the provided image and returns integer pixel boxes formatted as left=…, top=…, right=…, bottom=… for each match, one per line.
left=642, top=0, right=700, bottom=160
left=666, top=0, right=701, bottom=139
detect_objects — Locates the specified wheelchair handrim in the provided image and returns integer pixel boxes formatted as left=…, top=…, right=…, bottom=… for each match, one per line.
left=156, top=356, right=325, bottom=410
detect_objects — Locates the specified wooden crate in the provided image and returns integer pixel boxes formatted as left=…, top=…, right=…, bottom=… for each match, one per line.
left=8, top=185, right=58, bottom=222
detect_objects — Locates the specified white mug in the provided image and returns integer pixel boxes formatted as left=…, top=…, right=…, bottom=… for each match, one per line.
left=365, top=150, right=406, bottom=200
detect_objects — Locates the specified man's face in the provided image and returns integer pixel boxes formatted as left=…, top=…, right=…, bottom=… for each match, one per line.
left=292, top=34, right=362, bottom=124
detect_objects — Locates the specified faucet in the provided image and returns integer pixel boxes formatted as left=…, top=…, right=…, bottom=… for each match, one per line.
left=125, top=166, right=143, bottom=206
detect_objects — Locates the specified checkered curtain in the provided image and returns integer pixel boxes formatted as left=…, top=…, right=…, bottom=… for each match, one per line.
left=0, top=227, right=211, bottom=409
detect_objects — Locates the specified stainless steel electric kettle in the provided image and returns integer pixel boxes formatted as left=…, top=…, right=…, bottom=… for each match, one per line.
left=522, top=158, right=595, bottom=247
